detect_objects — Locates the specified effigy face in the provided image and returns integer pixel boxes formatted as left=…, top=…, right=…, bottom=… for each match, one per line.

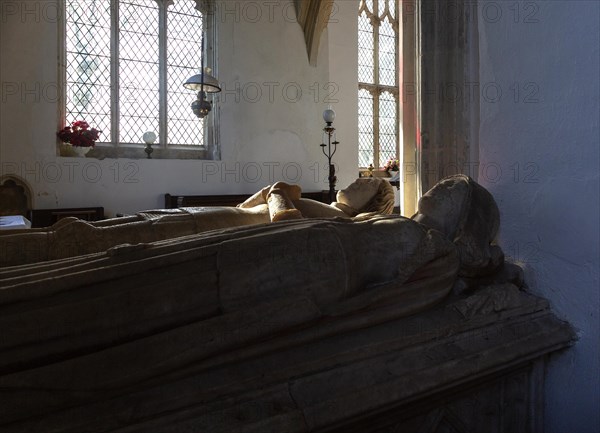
left=413, top=174, right=503, bottom=278
left=336, top=178, right=382, bottom=211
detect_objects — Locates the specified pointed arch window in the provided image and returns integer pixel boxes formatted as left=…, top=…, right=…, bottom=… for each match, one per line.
left=358, top=0, right=399, bottom=169
left=61, top=0, right=219, bottom=159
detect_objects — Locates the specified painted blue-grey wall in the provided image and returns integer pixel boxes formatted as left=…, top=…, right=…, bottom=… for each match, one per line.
left=478, top=1, right=599, bottom=431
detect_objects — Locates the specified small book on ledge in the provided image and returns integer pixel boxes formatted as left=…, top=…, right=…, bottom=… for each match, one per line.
left=0, top=215, right=32, bottom=230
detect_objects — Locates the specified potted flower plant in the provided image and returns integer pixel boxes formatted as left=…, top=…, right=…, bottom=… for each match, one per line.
left=382, top=158, right=400, bottom=177
left=57, top=121, right=101, bottom=156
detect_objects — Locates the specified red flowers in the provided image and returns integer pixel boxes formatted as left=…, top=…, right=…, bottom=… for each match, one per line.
left=57, top=121, right=101, bottom=147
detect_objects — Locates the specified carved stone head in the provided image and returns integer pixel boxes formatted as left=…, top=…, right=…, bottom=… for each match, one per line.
left=413, top=174, right=503, bottom=277
left=335, top=178, right=395, bottom=215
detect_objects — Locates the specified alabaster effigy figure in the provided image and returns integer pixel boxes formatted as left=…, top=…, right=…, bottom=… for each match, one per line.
left=0, top=178, right=395, bottom=267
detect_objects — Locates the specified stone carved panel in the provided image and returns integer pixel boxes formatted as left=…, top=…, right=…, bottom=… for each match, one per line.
left=335, top=362, right=544, bottom=433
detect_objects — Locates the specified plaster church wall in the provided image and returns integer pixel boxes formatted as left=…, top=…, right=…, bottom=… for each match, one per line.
left=0, top=0, right=358, bottom=217
left=477, top=1, right=600, bottom=432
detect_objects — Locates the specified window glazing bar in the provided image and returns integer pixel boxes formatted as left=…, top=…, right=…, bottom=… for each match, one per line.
left=158, top=0, right=169, bottom=147
left=110, top=0, right=120, bottom=146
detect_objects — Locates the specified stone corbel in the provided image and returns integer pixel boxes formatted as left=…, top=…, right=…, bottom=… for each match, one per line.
left=295, top=0, right=335, bottom=66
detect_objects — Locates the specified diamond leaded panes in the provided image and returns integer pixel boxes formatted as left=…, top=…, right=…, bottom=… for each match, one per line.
left=65, top=0, right=210, bottom=149
left=358, top=11, right=374, bottom=84
left=65, top=0, right=112, bottom=140
left=379, top=91, right=397, bottom=166
left=379, top=17, right=396, bottom=86
left=358, top=0, right=399, bottom=168
left=358, top=89, right=374, bottom=168
left=119, top=0, right=160, bottom=144
left=167, top=0, right=204, bottom=146
left=388, top=0, right=395, bottom=17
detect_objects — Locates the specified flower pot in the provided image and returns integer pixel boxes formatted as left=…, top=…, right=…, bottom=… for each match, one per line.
left=72, top=146, right=92, bottom=157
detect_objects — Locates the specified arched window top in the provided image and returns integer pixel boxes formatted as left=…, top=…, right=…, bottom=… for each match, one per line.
left=359, top=0, right=398, bottom=25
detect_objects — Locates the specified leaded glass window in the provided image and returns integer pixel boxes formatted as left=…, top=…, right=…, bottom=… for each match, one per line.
left=64, top=0, right=215, bottom=154
left=65, top=0, right=112, bottom=138
left=358, top=0, right=399, bottom=168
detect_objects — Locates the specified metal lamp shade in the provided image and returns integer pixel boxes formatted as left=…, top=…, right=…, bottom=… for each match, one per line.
left=183, top=72, right=222, bottom=93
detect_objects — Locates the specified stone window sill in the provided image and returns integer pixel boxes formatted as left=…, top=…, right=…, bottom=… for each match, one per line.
left=58, top=143, right=208, bottom=160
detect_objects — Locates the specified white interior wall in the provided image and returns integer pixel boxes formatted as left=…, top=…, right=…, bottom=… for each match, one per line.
left=326, top=0, right=359, bottom=190
left=0, top=0, right=360, bottom=217
left=478, top=1, right=599, bottom=431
